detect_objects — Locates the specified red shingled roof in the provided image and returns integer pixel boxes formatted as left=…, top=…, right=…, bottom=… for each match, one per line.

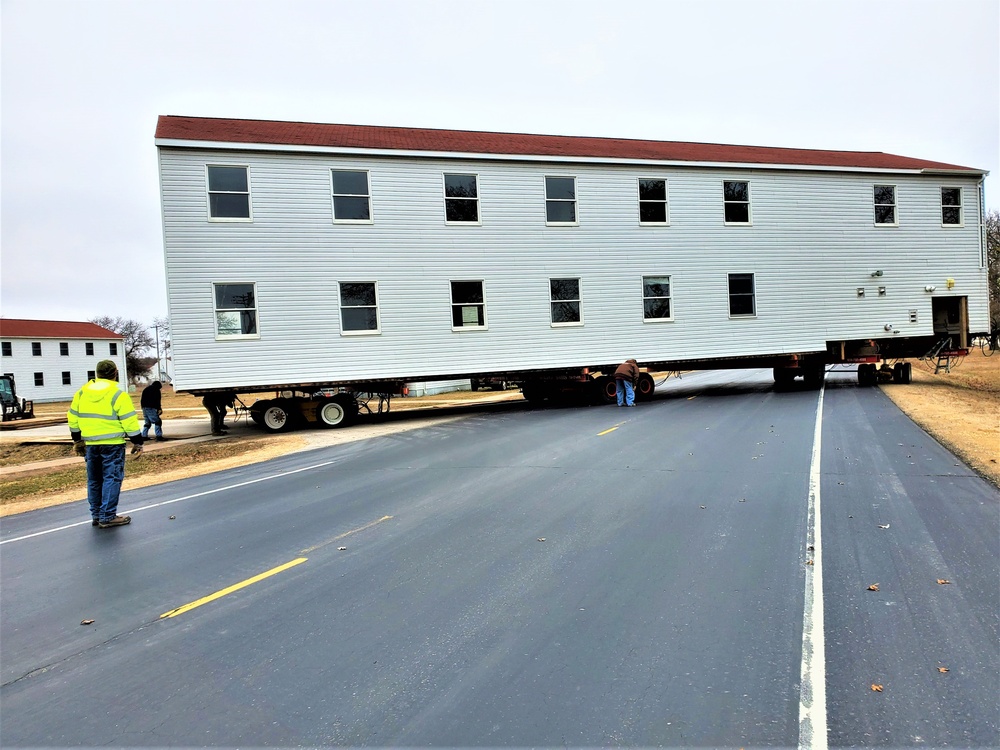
left=0, top=318, right=122, bottom=340
left=155, top=115, right=982, bottom=174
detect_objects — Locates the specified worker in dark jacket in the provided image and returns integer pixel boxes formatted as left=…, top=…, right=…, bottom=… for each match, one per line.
left=614, top=359, right=640, bottom=407
left=140, top=380, right=164, bottom=440
left=202, top=392, right=236, bottom=435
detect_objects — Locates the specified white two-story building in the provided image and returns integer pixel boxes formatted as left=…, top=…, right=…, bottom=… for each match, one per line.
left=0, top=319, right=127, bottom=403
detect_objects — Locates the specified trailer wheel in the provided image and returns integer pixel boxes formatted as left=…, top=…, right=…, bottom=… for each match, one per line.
left=858, top=363, right=876, bottom=387
left=261, top=402, right=293, bottom=433
left=593, top=376, right=617, bottom=405
left=635, top=373, right=655, bottom=401
left=318, top=395, right=357, bottom=428
left=900, top=362, right=912, bottom=384
left=803, top=365, right=825, bottom=389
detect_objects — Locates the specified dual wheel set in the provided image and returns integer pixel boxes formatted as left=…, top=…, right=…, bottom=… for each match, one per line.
left=859, top=361, right=912, bottom=386
left=521, top=373, right=657, bottom=405
left=249, top=393, right=359, bottom=432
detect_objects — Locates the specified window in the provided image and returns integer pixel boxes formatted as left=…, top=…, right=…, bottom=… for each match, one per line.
left=443, top=174, right=479, bottom=223
left=545, top=176, right=577, bottom=224
left=214, top=282, right=258, bottom=337
left=728, top=273, right=756, bottom=317
left=642, top=276, right=672, bottom=320
left=450, top=281, right=486, bottom=329
left=331, top=170, right=372, bottom=222
left=339, top=282, right=380, bottom=334
left=62, top=371, right=71, bottom=385
left=34, top=372, right=44, bottom=386
left=207, top=165, right=251, bottom=220
left=31, top=342, right=41, bottom=356
left=723, top=181, right=751, bottom=224
left=550, top=278, right=582, bottom=326
left=1, top=342, right=10, bottom=357
left=639, top=179, right=669, bottom=224
left=86, top=342, right=94, bottom=356
left=941, top=188, right=962, bottom=226
left=60, top=342, right=69, bottom=356
left=87, top=370, right=96, bottom=381
left=874, top=185, right=897, bottom=225
left=109, top=343, right=118, bottom=355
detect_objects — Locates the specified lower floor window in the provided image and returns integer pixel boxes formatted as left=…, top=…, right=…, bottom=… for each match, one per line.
left=87, top=370, right=96, bottom=381
left=550, top=278, right=582, bottom=325
left=728, top=273, right=756, bottom=316
left=34, top=372, right=44, bottom=386
left=642, top=276, right=672, bottom=320
left=451, top=280, right=486, bottom=328
left=62, top=371, right=71, bottom=385
left=339, top=282, right=380, bottom=333
left=214, top=282, right=258, bottom=337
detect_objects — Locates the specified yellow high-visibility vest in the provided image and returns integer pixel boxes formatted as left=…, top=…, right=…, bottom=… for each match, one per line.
left=67, top=379, right=141, bottom=445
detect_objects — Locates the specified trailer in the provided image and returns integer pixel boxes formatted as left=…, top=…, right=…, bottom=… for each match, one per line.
left=155, top=116, right=990, bottom=431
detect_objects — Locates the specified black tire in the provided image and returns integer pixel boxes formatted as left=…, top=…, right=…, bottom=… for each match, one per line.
left=858, top=363, right=876, bottom=387
left=892, top=362, right=904, bottom=383
left=773, top=367, right=797, bottom=389
left=901, top=362, right=912, bottom=384
left=317, top=394, right=357, bottom=428
left=594, top=376, right=617, bottom=405
left=803, top=365, right=825, bottom=389
left=635, top=373, right=656, bottom=401
left=260, top=401, right=294, bottom=433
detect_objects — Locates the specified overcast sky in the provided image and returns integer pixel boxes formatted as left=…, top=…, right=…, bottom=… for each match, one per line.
left=2, top=0, right=997, bottom=327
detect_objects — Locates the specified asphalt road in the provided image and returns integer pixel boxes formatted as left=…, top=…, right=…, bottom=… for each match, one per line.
left=1, top=369, right=997, bottom=747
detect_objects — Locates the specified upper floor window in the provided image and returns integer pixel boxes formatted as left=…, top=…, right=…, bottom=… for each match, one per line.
left=874, top=185, right=897, bottom=225
left=1, top=342, right=11, bottom=356
left=550, top=278, right=582, bottom=326
left=545, top=176, right=577, bottom=225
left=642, top=276, right=672, bottom=321
left=207, top=165, right=251, bottom=220
left=339, top=282, right=380, bottom=334
left=941, top=187, right=962, bottom=226
left=109, top=343, right=118, bottom=356
left=723, top=181, right=751, bottom=224
left=638, top=179, right=669, bottom=225
left=451, top=280, right=487, bottom=329
left=85, top=342, right=94, bottom=356
left=60, top=342, right=69, bottom=356
left=444, top=174, right=480, bottom=224
left=31, top=342, right=41, bottom=356
left=728, top=273, right=756, bottom=317
left=214, top=282, right=258, bottom=338
left=331, top=170, right=372, bottom=223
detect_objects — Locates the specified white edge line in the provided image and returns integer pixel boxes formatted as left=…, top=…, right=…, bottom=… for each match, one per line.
left=0, top=460, right=339, bottom=545
left=798, top=383, right=828, bottom=750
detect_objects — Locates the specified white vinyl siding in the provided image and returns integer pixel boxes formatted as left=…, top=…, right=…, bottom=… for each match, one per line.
left=157, top=146, right=988, bottom=391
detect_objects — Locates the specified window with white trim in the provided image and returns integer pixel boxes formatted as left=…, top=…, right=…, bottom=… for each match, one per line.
left=545, top=176, right=577, bottom=224
left=339, top=282, right=380, bottom=334
left=874, top=185, right=897, bottom=225
left=728, top=273, right=756, bottom=317
left=2, top=342, right=12, bottom=356
left=31, top=342, right=41, bottom=356
left=550, top=278, right=582, bottom=325
left=723, top=181, right=751, bottom=224
left=450, top=280, right=486, bottom=329
left=642, top=276, right=672, bottom=320
left=87, top=370, right=96, bottom=380
left=214, top=282, right=258, bottom=338
left=444, top=174, right=479, bottom=223
left=109, top=343, right=118, bottom=356
left=941, top=187, right=962, bottom=226
left=60, top=342, right=69, bottom=356
left=34, top=372, right=43, bottom=386
left=62, top=371, right=71, bottom=385
left=86, top=342, right=94, bottom=356
left=639, top=179, right=669, bottom=225
left=207, top=165, right=251, bottom=220
left=331, top=170, right=372, bottom=222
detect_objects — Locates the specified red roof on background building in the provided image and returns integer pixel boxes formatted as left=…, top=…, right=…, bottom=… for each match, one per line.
left=155, top=115, right=983, bottom=174
left=0, top=319, right=122, bottom=340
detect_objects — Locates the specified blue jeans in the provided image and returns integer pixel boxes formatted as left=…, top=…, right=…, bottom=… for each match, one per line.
left=616, top=379, right=634, bottom=406
left=86, top=444, right=126, bottom=522
left=142, top=407, right=163, bottom=438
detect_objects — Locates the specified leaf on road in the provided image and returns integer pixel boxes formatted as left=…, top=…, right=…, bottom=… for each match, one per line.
left=700, top=505, right=706, bottom=509
left=338, top=546, right=347, bottom=551
left=867, top=584, right=880, bottom=591
left=937, top=579, right=952, bottom=585
left=80, top=619, right=94, bottom=626
left=806, top=559, right=814, bottom=566
left=937, top=667, right=949, bottom=673
left=169, top=515, right=176, bottom=520
left=807, top=545, right=815, bottom=551
left=537, top=538, right=546, bottom=542
left=870, top=684, right=883, bottom=692
left=878, top=524, right=890, bottom=529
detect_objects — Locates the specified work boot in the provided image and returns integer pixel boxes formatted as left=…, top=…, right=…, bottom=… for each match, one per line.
left=99, top=515, right=132, bottom=528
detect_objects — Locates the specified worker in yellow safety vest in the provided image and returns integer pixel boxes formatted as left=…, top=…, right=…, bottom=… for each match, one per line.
left=67, top=359, right=144, bottom=528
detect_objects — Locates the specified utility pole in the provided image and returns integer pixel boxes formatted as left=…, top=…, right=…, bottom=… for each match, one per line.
left=152, top=324, right=162, bottom=381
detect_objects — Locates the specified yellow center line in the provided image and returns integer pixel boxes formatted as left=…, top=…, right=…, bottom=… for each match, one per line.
left=597, top=426, right=620, bottom=436
left=300, top=514, right=394, bottom=555
left=160, top=557, right=308, bottom=619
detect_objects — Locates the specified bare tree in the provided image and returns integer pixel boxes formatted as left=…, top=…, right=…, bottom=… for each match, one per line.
left=986, top=208, right=1000, bottom=329
left=90, top=316, right=155, bottom=383
left=151, top=316, right=171, bottom=381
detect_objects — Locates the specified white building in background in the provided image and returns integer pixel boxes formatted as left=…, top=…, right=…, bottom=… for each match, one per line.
left=0, top=319, right=127, bottom=403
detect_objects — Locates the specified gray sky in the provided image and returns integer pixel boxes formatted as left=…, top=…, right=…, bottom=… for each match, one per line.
left=2, top=0, right=997, bottom=327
